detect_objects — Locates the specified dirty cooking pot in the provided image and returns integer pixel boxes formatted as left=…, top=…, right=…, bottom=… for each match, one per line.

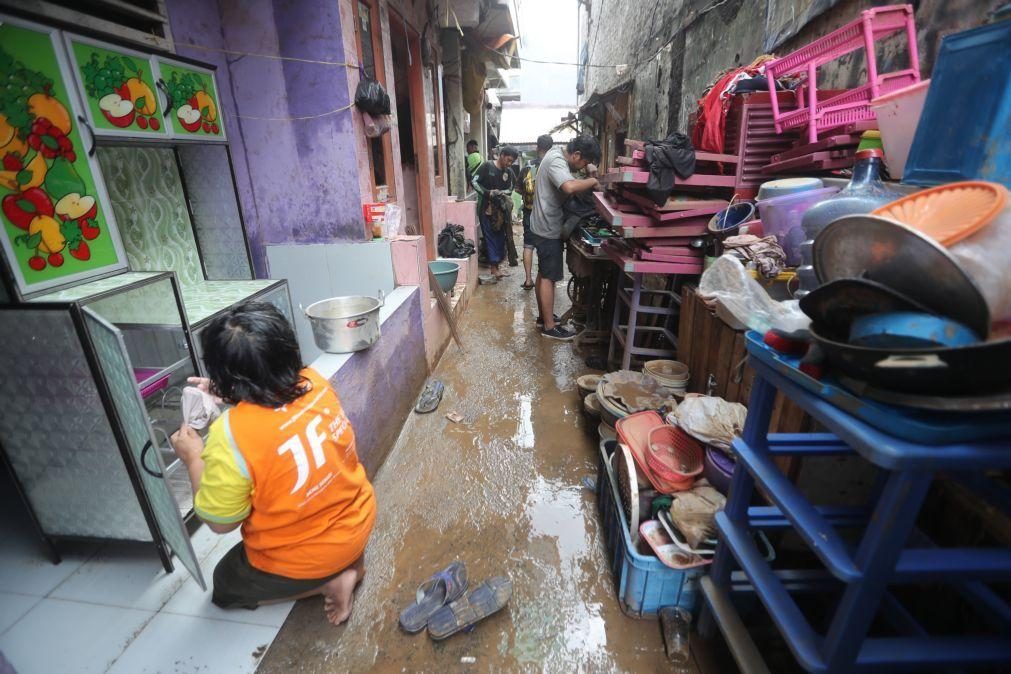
left=303, top=291, right=385, bottom=353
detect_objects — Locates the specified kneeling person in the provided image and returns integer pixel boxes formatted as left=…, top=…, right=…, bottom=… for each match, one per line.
left=171, top=302, right=376, bottom=625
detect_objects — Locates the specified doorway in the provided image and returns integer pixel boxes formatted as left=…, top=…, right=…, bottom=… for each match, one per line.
left=389, top=11, right=435, bottom=259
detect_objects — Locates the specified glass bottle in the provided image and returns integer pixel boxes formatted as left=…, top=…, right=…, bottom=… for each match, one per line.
left=795, top=148, right=904, bottom=297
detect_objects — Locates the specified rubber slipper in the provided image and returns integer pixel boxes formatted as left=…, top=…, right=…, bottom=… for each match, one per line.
left=427, top=576, right=512, bottom=640
left=399, top=560, right=468, bottom=633
left=414, top=379, right=445, bottom=414
left=521, top=282, right=535, bottom=290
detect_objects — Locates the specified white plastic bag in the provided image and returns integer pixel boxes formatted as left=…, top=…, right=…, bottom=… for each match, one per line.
left=698, top=255, right=809, bottom=333
left=671, top=395, right=747, bottom=451
left=383, top=203, right=402, bottom=238
left=950, top=202, right=1011, bottom=323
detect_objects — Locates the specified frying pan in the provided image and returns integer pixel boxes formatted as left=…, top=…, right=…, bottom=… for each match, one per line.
left=809, top=322, right=1011, bottom=395
left=799, top=278, right=932, bottom=335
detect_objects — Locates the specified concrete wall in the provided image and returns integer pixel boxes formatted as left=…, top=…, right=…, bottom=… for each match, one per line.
left=579, top=0, right=1003, bottom=142
left=167, top=0, right=369, bottom=277
left=330, top=286, right=428, bottom=475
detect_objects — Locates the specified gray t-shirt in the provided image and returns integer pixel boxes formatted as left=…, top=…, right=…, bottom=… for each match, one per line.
left=530, top=147, right=575, bottom=239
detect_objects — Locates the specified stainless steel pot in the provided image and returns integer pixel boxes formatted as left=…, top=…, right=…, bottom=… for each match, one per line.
left=303, top=290, right=385, bottom=353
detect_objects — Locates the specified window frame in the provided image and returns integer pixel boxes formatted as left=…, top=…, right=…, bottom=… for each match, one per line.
left=352, top=0, right=396, bottom=201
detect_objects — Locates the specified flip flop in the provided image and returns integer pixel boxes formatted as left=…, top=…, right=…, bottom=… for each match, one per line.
left=414, top=379, right=445, bottom=414
left=521, top=281, right=535, bottom=290
left=399, top=560, right=468, bottom=633
left=427, top=576, right=512, bottom=640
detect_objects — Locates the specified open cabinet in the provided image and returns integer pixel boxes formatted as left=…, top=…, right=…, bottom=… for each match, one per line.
left=0, top=272, right=205, bottom=587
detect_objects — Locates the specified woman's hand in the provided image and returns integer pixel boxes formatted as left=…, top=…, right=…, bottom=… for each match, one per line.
left=187, top=376, right=223, bottom=404
left=171, top=424, right=205, bottom=465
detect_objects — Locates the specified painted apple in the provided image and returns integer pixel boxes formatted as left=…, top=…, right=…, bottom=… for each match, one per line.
left=177, top=104, right=202, bottom=132
left=3, top=187, right=54, bottom=230
left=55, top=193, right=96, bottom=221
left=99, top=93, right=136, bottom=128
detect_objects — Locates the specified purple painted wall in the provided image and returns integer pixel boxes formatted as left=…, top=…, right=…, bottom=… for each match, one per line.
left=166, top=0, right=367, bottom=277
left=331, top=288, right=427, bottom=476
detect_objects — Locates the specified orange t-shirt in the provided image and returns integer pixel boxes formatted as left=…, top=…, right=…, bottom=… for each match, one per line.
left=195, top=368, right=375, bottom=579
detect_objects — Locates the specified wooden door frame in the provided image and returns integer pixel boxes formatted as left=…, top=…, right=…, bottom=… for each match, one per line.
left=352, top=0, right=396, bottom=202
left=388, top=9, right=435, bottom=260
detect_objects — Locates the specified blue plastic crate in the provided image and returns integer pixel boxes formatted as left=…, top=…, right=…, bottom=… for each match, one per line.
left=596, top=440, right=704, bottom=619
left=903, top=18, right=1011, bottom=187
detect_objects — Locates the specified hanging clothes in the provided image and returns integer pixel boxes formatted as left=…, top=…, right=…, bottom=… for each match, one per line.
left=644, top=133, right=696, bottom=206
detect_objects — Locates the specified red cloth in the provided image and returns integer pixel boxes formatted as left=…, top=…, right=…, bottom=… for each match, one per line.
left=692, top=69, right=742, bottom=154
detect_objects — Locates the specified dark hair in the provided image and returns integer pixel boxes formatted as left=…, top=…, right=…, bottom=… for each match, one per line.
left=200, top=301, right=308, bottom=408
left=499, top=145, right=519, bottom=160
left=566, top=134, right=601, bottom=164
left=466, top=139, right=478, bottom=150
left=536, top=134, right=553, bottom=151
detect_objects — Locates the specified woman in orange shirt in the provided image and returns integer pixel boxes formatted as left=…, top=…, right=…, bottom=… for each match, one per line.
left=171, top=301, right=376, bottom=625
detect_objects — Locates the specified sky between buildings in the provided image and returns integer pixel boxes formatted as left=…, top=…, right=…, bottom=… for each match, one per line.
left=511, top=0, right=578, bottom=106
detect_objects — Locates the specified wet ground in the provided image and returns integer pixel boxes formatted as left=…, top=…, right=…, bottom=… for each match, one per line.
left=258, top=262, right=694, bottom=673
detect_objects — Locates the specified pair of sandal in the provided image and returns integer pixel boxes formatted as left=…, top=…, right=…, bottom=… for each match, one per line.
left=398, top=561, right=512, bottom=640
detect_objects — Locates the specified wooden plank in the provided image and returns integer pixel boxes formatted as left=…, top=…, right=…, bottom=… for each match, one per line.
left=723, top=331, right=748, bottom=403
left=677, top=285, right=697, bottom=363
left=713, top=323, right=738, bottom=399
left=625, top=139, right=646, bottom=151
left=696, top=151, right=740, bottom=164
left=641, top=236, right=702, bottom=246
left=600, top=169, right=650, bottom=185
left=645, top=245, right=702, bottom=256
left=762, top=149, right=854, bottom=174
left=603, top=242, right=703, bottom=274
left=692, top=301, right=717, bottom=394
left=621, top=221, right=708, bottom=238
left=593, top=191, right=653, bottom=228
left=615, top=155, right=647, bottom=167
left=604, top=169, right=737, bottom=188
left=772, top=133, right=862, bottom=163
left=619, top=187, right=730, bottom=213
left=655, top=207, right=724, bottom=223
left=638, top=251, right=703, bottom=264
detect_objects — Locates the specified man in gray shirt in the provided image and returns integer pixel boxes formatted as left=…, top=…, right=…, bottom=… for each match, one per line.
left=530, top=135, right=602, bottom=340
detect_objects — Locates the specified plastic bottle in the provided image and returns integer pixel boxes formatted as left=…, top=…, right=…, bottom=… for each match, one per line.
left=660, top=606, right=693, bottom=666
left=795, top=148, right=904, bottom=297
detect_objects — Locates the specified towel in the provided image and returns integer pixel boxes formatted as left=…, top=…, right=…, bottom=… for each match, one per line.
left=180, top=386, right=221, bottom=431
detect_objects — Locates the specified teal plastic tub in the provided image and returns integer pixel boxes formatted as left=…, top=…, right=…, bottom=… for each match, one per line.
left=597, top=440, right=704, bottom=618
left=428, top=260, right=460, bottom=293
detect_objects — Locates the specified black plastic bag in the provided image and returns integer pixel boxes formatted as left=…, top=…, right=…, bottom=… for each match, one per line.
left=354, top=78, right=391, bottom=116
left=438, top=223, right=476, bottom=258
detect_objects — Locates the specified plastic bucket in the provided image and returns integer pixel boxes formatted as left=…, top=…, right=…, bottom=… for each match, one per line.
left=428, top=260, right=460, bottom=293
left=871, top=79, right=930, bottom=178
left=757, top=186, right=839, bottom=266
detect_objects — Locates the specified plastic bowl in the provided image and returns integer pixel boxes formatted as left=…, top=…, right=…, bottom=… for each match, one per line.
left=584, top=393, right=602, bottom=418
left=756, top=177, right=824, bottom=201
left=703, top=446, right=736, bottom=495
left=577, top=374, right=603, bottom=400
left=429, top=260, right=460, bottom=293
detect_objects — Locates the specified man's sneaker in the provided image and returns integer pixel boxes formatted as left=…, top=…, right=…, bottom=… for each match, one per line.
left=535, top=313, right=561, bottom=327
left=541, top=325, right=577, bottom=341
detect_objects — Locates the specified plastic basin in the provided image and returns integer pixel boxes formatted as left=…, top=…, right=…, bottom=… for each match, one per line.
left=428, top=260, right=460, bottom=293
left=870, top=79, right=930, bottom=178
left=758, top=186, right=839, bottom=266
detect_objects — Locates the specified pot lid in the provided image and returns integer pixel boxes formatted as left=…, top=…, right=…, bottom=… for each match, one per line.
left=813, top=215, right=990, bottom=338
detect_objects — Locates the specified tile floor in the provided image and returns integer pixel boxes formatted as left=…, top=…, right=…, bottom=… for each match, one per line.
left=0, top=476, right=292, bottom=674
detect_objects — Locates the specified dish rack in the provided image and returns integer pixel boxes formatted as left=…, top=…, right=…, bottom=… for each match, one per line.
left=765, top=4, right=920, bottom=143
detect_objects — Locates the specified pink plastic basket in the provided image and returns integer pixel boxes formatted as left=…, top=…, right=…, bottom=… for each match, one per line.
left=646, top=425, right=703, bottom=490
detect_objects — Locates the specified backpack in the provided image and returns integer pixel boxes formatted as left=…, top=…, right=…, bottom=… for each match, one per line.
left=521, top=163, right=538, bottom=211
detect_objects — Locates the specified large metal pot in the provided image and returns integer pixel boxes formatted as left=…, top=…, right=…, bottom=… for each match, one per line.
left=303, top=290, right=385, bottom=353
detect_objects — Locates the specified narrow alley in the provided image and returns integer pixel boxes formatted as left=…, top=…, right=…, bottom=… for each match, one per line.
left=259, top=270, right=679, bottom=673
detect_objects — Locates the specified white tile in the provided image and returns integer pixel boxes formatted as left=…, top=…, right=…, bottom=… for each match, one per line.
left=161, top=534, right=293, bottom=628
left=0, top=535, right=97, bottom=597
left=50, top=543, right=189, bottom=612
left=107, top=612, right=277, bottom=674
left=0, top=598, right=154, bottom=674
left=0, top=593, right=40, bottom=636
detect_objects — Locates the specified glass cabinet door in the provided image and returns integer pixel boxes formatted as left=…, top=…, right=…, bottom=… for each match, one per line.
left=81, top=279, right=205, bottom=589
left=154, top=59, right=227, bottom=142
left=0, top=14, right=128, bottom=298
left=63, top=35, right=169, bottom=139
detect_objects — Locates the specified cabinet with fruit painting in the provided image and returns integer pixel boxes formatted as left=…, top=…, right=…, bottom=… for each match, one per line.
left=154, top=59, right=226, bottom=141
left=63, top=35, right=168, bottom=138
left=0, top=15, right=128, bottom=299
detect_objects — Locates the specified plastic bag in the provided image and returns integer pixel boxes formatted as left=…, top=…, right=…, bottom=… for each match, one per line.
left=698, top=254, right=809, bottom=333
left=437, top=223, right=476, bottom=259
left=670, top=395, right=747, bottom=451
left=354, top=78, right=391, bottom=116
left=362, top=111, right=391, bottom=138
left=383, top=203, right=402, bottom=238
left=950, top=202, right=1011, bottom=323
left=669, top=481, right=726, bottom=548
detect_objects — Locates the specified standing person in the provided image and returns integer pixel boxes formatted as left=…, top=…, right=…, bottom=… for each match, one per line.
left=517, top=134, right=553, bottom=289
left=170, top=302, right=376, bottom=625
left=472, top=145, right=518, bottom=278
left=465, top=140, right=482, bottom=187
left=530, top=135, right=601, bottom=339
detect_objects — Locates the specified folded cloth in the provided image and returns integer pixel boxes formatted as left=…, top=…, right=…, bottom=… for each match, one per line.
left=181, top=386, right=221, bottom=430
left=722, top=234, right=786, bottom=279
left=670, top=481, right=726, bottom=548
left=644, top=133, right=696, bottom=206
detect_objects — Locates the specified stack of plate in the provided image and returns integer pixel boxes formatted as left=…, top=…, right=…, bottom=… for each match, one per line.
left=643, top=360, right=690, bottom=395
left=576, top=374, right=602, bottom=402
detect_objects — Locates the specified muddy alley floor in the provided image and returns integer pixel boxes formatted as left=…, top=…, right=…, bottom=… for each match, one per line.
left=258, top=267, right=695, bottom=673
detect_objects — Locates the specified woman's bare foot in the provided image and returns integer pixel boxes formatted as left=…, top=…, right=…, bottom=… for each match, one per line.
left=321, top=565, right=360, bottom=625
